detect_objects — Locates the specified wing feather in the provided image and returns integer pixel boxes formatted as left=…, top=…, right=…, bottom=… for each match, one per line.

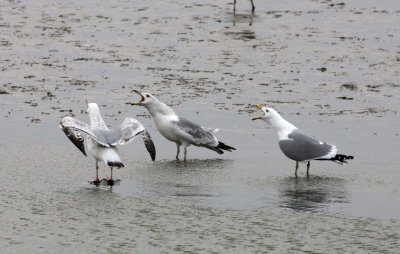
left=60, top=117, right=110, bottom=147
left=113, top=118, right=156, bottom=160
left=113, top=117, right=146, bottom=145
left=175, top=117, right=218, bottom=146
left=141, top=131, right=156, bottom=161
left=60, top=125, right=87, bottom=156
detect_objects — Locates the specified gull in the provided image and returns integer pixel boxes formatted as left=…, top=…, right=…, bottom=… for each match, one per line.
left=132, top=91, right=236, bottom=161
left=252, top=105, right=353, bottom=177
left=60, top=102, right=156, bottom=184
left=233, top=0, right=255, bottom=13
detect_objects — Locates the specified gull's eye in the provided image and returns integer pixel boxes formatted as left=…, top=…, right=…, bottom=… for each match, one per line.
left=146, top=95, right=150, bottom=98
left=265, top=109, right=269, bottom=112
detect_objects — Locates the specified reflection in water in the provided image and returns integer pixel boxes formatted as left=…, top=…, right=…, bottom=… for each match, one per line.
left=144, top=158, right=230, bottom=172
left=149, top=159, right=230, bottom=198
left=224, top=30, right=256, bottom=41
left=232, top=12, right=255, bottom=26
left=278, top=176, right=349, bottom=212
left=109, top=159, right=232, bottom=198
left=166, top=183, right=214, bottom=198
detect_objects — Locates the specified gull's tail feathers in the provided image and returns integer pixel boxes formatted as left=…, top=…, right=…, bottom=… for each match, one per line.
left=106, top=161, right=124, bottom=168
left=316, top=154, right=354, bottom=164
left=204, top=142, right=235, bottom=154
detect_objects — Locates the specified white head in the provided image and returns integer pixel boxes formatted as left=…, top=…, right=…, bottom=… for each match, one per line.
left=132, top=90, right=175, bottom=116
left=252, top=105, right=281, bottom=123
left=252, top=104, right=297, bottom=139
left=132, top=90, right=160, bottom=107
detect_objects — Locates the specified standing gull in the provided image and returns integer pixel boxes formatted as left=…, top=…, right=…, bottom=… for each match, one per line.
left=60, top=102, right=156, bottom=184
left=132, top=91, right=235, bottom=161
left=252, top=105, right=353, bottom=177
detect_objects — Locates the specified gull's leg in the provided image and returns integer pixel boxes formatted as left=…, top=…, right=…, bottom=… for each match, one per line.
left=184, top=147, right=188, bottom=162
left=233, top=0, right=236, bottom=12
left=107, top=167, right=114, bottom=185
left=176, top=143, right=181, bottom=160
left=295, top=161, right=299, bottom=178
left=89, top=161, right=101, bottom=185
left=95, top=161, right=99, bottom=182
left=250, top=0, right=255, bottom=12
left=306, top=161, right=310, bottom=178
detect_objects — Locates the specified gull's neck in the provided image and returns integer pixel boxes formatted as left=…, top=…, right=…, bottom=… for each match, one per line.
left=89, top=111, right=108, bottom=130
left=144, top=100, right=176, bottom=118
left=267, top=114, right=297, bottom=140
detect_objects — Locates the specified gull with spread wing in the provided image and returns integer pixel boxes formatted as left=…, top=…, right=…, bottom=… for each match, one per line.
left=60, top=102, right=156, bottom=184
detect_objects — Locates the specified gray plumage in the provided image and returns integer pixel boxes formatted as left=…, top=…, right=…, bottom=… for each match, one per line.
left=60, top=116, right=155, bottom=159
left=132, top=91, right=235, bottom=161
left=174, top=117, right=218, bottom=147
left=59, top=102, right=156, bottom=183
left=279, top=129, right=335, bottom=162
left=252, top=105, right=353, bottom=177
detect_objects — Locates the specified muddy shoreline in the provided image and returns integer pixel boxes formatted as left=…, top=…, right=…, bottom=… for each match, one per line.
left=1, top=0, right=399, bottom=253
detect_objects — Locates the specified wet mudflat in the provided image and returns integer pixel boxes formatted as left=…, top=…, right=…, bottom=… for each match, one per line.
left=1, top=0, right=400, bottom=253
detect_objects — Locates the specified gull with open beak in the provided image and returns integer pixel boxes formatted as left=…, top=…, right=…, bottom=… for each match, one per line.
left=132, top=90, right=236, bottom=161
left=60, top=102, right=156, bottom=185
left=252, top=104, right=353, bottom=177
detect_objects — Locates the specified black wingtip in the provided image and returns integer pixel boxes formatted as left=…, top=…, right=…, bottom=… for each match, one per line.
left=61, top=125, right=87, bottom=156
left=141, top=131, right=156, bottom=161
left=316, top=154, right=353, bottom=163
left=217, top=142, right=236, bottom=152
left=335, top=154, right=354, bottom=162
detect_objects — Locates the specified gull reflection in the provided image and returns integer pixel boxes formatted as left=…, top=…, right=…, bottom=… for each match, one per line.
left=232, top=12, right=255, bottom=26
left=278, top=176, right=349, bottom=212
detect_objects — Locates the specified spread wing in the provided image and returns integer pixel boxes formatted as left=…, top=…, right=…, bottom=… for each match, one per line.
left=112, top=118, right=156, bottom=161
left=175, top=117, right=218, bottom=147
left=59, top=117, right=110, bottom=157
left=60, top=123, right=87, bottom=156
left=112, top=117, right=146, bottom=145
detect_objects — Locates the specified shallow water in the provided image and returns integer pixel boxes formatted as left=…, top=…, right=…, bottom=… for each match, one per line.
left=1, top=0, right=400, bottom=253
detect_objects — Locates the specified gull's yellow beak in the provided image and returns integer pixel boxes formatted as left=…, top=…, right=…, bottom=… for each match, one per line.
left=254, top=104, right=264, bottom=110
left=252, top=104, right=264, bottom=121
left=132, top=90, right=145, bottom=105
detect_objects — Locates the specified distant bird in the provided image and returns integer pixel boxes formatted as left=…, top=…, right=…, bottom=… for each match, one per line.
left=60, top=102, right=156, bottom=184
left=252, top=105, right=353, bottom=177
left=233, top=0, right=255, bottom=12
left=132, top=91, right=235, bottom=161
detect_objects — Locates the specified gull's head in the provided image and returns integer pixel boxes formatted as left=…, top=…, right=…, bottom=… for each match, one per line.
left=86, top=102, right=100, bottom=115
left=132, top=90, right=158, bottom=107
left=252, top=104, right=279, bottom=122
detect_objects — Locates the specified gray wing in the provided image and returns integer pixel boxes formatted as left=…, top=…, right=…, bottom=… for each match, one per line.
left=60, top=117, right=110, bottom=152
left=175, top=117, right=218, bottom=146
left=111, top=117, right=156, bottom=160
left=279, top=129, right=336, bottom=162
left=110, top=117, right=146, bottom=146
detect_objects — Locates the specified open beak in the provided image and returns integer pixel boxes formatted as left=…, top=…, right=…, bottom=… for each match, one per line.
left=132, top=90, right=145, bottom=105
left=252, top=116, right=263, bottom=121
left=254, top=104, right=264, bottom=110
left=252, top=104, right=264, bottom=121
